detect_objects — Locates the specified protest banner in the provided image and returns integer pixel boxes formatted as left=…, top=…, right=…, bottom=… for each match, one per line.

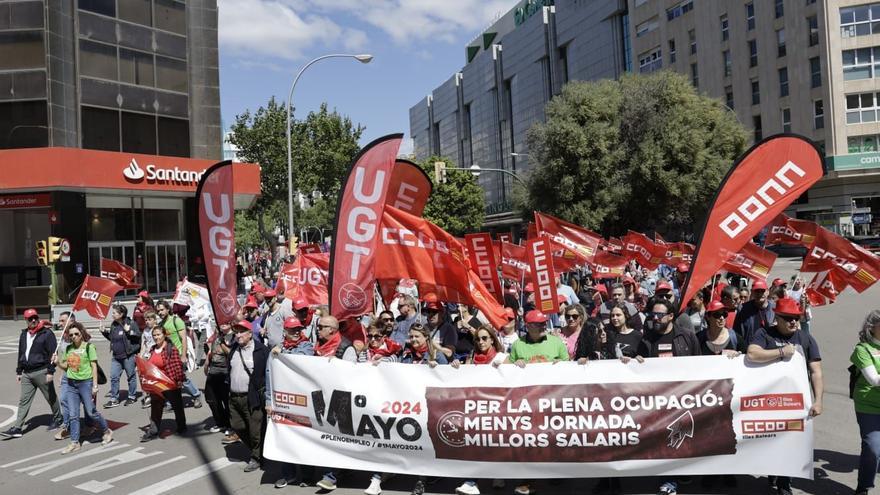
left=265, top=354, right=814, bottom=479
left=72, top=275, right=123, bottom=319
left=99, top=258, right=139, bottom=288
left=465, top=233, right=503, bottom=303
left=196, top=160, right=239, bottom=325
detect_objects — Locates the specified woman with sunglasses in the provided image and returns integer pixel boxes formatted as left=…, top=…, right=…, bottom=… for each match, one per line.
left=697, top=300, right=745, bottom=358
left=360, top=322, right=402, bottom=364
left=140, top=326, right=188, bottom=442
left=57, top=322, right=113, bottom=454
left=559, top=303, right=586, bottom=359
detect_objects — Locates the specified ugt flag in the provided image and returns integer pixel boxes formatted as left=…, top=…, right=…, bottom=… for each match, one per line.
left=196, top=160, right=239, bottom=325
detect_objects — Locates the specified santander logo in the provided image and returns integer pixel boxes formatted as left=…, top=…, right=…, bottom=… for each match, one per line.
left=123, top=159, right=145, bottom=181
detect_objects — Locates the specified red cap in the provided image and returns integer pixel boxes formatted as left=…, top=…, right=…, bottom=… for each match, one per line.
left=524, top=283, right=535, bottom=293
left=656, top=280, right=673, bottom=292
left=233, top=320, right=253, bottom=332
left=422, top=292, right=443, bottom=311
left=705, top=300, right=725, bottom=312
left=595, top=285, right=608, bottom=295
left=243, top=296, right=258, bottom=309
left=292, top=296, right=309, bottom=310
left=23, top=308, right=38, bottom=319
left=752, top=279, right=768, bottom=290
left=557, top=294, right=568, bottom=305
left=504, top=307, right=516, bottom=321
left=623, top=275, right=637, bottom=286
left=251, top=283, right=266, bottom=294
left=676, top=262, right=690, bottom=273
left=263, top=288, right=277, bottom=298
left=138, top=290, right=150, bottom=298
left=774, top=297, right=802, bottom=317
left=283, top=316, right=304, bottom=329
left=524, top=310, right=548, bottom=324
left=772, top=278, right=785, bottom=287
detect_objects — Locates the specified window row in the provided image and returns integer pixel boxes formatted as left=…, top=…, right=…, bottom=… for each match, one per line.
left=79, top=39, right=187, bottom=93
left=666, top=0, right=693, bottom=21
left=843, top=46, right=880, bottom=81
left=78, top=0, right=186, bottom=35
left=636, top=17, right=658, bottom=37
left=840, top=4, right=880, bottom=38
left=81, top=106, right=190, bottom=157
left=0, top=30, right=44, bottom=71
left=749, top=101, right=823, bottom=142
left=848, top=134, right=880, bottom=153
left=846, top=92, right=880, bottom=124
left=638, top=48, right=662, bottom=73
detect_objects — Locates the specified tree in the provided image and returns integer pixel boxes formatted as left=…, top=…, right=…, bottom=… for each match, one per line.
left=418, top=156, right=485, bottom=236
left=525, top=71, right=749, bottom=238
left=228, top=98, right=364, bottom=251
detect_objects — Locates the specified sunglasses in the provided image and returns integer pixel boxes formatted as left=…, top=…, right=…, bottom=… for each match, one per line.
left=368, top=334, right=384, bottom=340
left=649, top=311, right=668, bottom=319
left=317, top=324, right=336, bottom=330
left=778, top=315, right=799, bottom=323
left=69, top=332, right=81, bottom=337
left=477, top=335, right=493, bottom=342
left=564, top=313, right=580, bottom=320
left=708, top=312, right=727, bottom=319
left=285, top=327, right=303, bottom=333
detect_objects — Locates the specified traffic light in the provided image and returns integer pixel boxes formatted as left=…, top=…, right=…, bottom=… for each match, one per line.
left=433, top=161, right=447, bottom=184
left=35, top=240, right=48, bottom=266
left=48, top=236, right=62, bottom=263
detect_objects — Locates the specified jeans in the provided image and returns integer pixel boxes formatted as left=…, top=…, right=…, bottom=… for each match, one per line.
left=204, top=373, right=230, bottom=429
left=14, top=368, right=62, bottom=429
left=857, top=411, right=880, bottom=490
left=65, top=378, right=108, bottom=443
left=60, top=375, right=70, bottom=428
left=109, top=354, right=138, bottom=401
left=182, top=377, right=201, bottom=398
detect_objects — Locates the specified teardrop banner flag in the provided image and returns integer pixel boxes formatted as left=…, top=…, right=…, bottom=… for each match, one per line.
left=329, top=134, right=403, bottom=321
left=386, top=159, right=433, bottom=216
left=679, top=135, right=825, bottom=310
left=196, top=160, right=239, bottom=325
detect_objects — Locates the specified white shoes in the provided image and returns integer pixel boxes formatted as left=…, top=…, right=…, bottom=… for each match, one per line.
left=364, top=477, right=382, bottom=495
left=455, top=482, right=481, bottom=495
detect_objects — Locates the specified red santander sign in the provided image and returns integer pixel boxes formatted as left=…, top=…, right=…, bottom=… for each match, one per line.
left=0, top=193, right=50, bottom=209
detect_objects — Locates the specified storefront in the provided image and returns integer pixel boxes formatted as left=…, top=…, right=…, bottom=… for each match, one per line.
left=0, top=147, right=260, bottom=318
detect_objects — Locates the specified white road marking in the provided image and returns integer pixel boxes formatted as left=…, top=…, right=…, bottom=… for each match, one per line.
left=74, top=455, right=186, bottom=493
left=0, top=404, right=19, bottom=428
left=51, top=446, right=163, bottom=482
left=14, top=442, right=128, bottom=475
left=126, top=457, right=235, bottom=495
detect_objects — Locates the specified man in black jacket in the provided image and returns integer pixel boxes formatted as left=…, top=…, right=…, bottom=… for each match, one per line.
left=1, top=309, right=63, bottom=438
left=101, top=304, right=142, bottom=408
left=227, top=320, right=269, bottom=473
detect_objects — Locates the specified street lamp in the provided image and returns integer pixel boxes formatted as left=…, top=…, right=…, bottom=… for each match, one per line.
left=287, top=53, right=373, bottom=248
left=510, top=152, right=529, bottom=157
left=468, top=164, right=528, bottom=187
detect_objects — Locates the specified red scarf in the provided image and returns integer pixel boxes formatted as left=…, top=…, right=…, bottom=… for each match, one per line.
left=28, top=320, right=46, bottom=336
left=368, top=338, right=402, bottom=358
left=472, top=346, right=498, bottom=365
left=282, top=334, right=309, bottom=350
left=315, top=332, right=342, bottom=357
left=411, top=343, right=429, bottom=362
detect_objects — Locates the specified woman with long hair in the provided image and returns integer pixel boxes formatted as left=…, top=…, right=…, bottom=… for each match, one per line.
left=605, top=303, right=642, bottom=359
left=140, top=326, right=187, bottom=442
left=851, top=309, right=880, bottom=495
left=560, top=303, right=586, bottom=359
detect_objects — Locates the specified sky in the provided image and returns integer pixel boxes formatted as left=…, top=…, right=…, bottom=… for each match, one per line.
left=217, top=0, right=515, bottom=156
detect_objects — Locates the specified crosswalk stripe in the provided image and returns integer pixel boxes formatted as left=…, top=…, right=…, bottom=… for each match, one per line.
left=126, top=457, right=235, bottom=495
left=73, top=455, right=186, bottom=493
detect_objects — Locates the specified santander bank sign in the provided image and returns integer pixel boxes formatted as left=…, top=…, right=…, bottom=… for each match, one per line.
left=123, top=158, right=205, bottom=185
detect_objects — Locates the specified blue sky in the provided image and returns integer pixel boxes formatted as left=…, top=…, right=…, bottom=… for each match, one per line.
left=218, top=0, right=514, bottom=156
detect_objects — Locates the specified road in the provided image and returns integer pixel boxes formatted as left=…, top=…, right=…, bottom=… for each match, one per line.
left=0, top=257, right=874, bottom=494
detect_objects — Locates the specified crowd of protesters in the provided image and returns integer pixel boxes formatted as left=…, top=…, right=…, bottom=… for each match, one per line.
left=4, top=255, right=879, bottom=495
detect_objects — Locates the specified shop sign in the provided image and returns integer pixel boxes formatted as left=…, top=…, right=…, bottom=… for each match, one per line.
left=853, top=213, right=873, bottom=225
left=0, top=193, right=50, bottom=209
left=828, top=152, right=880, bottom=171
left=123, top=158, right=206, bottom=185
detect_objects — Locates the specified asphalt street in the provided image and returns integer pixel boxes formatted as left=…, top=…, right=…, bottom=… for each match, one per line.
left=0, top=257, right=875, bottom=495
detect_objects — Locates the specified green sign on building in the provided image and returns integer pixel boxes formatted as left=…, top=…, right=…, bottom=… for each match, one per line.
left=828, top=152, right=880, bottom=171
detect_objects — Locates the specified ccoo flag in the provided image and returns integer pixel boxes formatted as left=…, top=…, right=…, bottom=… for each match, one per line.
left=196, top=160, right=239, bottom=325
left=386, top=159, right=433, bottom=217
left=99, top=257, right=139, bottom=289
left=679, top=135, right=824, bottom=310
left=73, top=275, right=124, bottom=319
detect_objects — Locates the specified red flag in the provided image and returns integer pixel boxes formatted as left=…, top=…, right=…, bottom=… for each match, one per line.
left=800, top=227, right=880, bottom=293
left=99, top=258, right=139, bottom=289
left=279, top=253, right=330, bottom=306
left=680, top=136, right=824, bottom=311
left=386, top=159, right=432, bottom=216
left=720, top=242, right=777, bottom=281
left=500, top=241, right=530, bottom=280
left=551, top=249, right=581, bottom=273
left=73, top=275, right=123, bottom=319
left=657, top=242, right=695, bottom=265
left=526, top=222, right=537, bottom=240
left=526, top=235, right=559, bottom=313
left=534, top=212, right=601, bottom=264
left=807, top=269, right=848, bottom=303
left=764, top=214, right=819, bottom=247
left=622, top=231, right=661, bottom=270
left=136, top=356, right=177, bottom=395
left=298, top=243, right=323, bottom=254
left=591, top=251, right=628, bottom=280
left=465, top=233, right=503, bottom=303
left=466, top=271, right=509, bottom=330
left=498, top=233, right=511, bottom=243
left=196, top=161, right=239, bottom=325
left=603, top=237, right=624, bottom=254
left=329, top=134, right=402, bottom=319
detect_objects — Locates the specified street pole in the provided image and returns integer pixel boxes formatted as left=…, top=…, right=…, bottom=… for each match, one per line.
left=286, top=53, right=373, bottom=251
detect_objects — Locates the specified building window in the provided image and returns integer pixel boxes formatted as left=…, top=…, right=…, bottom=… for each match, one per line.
left=689, top=29, right=696, bottom=55
left=81, top=106, right=120, bottom=151
left=666, top=0, right=693, bottom=21
left=810, top=57, right=822, bottom=87
left=777, top=29, right=786, bottom=57
left=118, top=0, right=152, bottom=26
left=782, top=108, right=791, bottom=133
left=638, top=48, right=663, bottom=73
left=691, top=63, right=699, bottom=87
left=725, top=85, right=734, bottom=109
left=842, top=47, right=879, bottom=81
left=845, top=92, right=880, bottom=124
left=0, top=31, right=45, bottom=70
left=746, top=2, right=755, bottom=30
left=0, top=100, right=49, bottom=149
left=78, top=0, right=115, bottom=17
left=840, top=5, right=880, bottom=38
left=158, top=116, right=190, bottom=157
left=721, top=14, right=729, bottom=41
left=155, top=0, right=186, bottom=35
left=752, top=79, right=760, bottom=105
left=723, top=50, right=731, bottom=76
left=753, top=115, right=763, bottom=141
left=669, top=39, right=676, bottom=64
left=79, top=39, right=118, bottom=81
left=775, top=0, right=784, bottom=18
left=814, top=99, right=824, bottom=129
left=749, top=39, right=758, bottom=67
left=155, top=55, right=187, bottom=93
left=122, top=111, right=157, bottom=154
left=779, top=67, right=789, bottom=97
left=808, top=15, right=819, bottom=46
left=119, top=48, right=154, bottom=87
left=636, top=17, right=659, bottom=37
left=848, top=134, right=879, bottom=153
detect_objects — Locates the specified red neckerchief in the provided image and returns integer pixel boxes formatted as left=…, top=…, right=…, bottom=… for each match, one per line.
left=314, top=332, right=342, bottom=357
left=368, top=338, right=402, bottom=358
left=28, top=320, right=46, bottom=336
left=282, top=334, right=308, bottom=350
left=472, top=346, right=497, bottom=365
left=411, top=343, right=429, bottom=361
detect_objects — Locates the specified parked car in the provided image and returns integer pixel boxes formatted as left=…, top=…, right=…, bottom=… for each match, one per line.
left=766, top=244, right=808, bottom=258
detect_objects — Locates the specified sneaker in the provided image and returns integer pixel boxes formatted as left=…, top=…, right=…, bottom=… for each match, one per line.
left=142, top=396, right=151, bottom=409
left=164, top=402, right=172, bottom=412
left=54, top=427, right=69, bottom=441
left=411, top=480, right=425, bottom=495
left=61, top=442, right=81, bottom=455
left=101, top=428, right=113, bottom=445
left=657, top=482, right=677, bottom=495
left=124, top=397, right=137, bottom=406
left=456, top=481, right=481, bottom=495
left=140, top=430, right=158, bottom=443
left=221, top=433, right=240, bottom=445
left=317, top=474, right=338, bottom=491
left=275, top=478, right=290, bottom=489
left=104, top=399, right=121, bottom=409
left=193, top=397, right=203, bottom=409
left=492, top=480, right=506, bottom=489
left=209, top=425, right=222, bottom=433
left=364, top=477, right=382, bottom=495
left=0, top=427, right=22, bottom=439
left=47, top=420, right=62, bottom=431
left=244, top=459, right=261, bottom=473
left=513, top=484, right=535, bottom=495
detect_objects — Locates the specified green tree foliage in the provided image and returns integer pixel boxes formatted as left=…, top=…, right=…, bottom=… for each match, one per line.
left=526, top=72, right=749, bottom=238
left=228, top=98, right=364, bottom=249
left=418, top=156, right=486, bottom=236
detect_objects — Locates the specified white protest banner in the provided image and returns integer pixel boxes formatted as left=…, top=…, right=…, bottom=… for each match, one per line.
left=172, top=278, right=210, bottom=309
left=265, top=354, right=814, bottom=479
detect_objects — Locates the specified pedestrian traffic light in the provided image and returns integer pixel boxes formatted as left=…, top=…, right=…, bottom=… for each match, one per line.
left=434, top=161, right=447, bottom=184
left=48, top=236, right=62, bottom=263
left=35, top=240, right=48, bottom=266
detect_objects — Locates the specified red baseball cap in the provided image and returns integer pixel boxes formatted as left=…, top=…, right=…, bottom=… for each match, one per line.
left=292, top=296, right=309, bottom=310
left=752, top=279, right=768, bottom=290
left=524, top=310, right=548, bottom=324
left=283, top=316, right=304, bottom=329
left=595, top=285, right=608, bottom=295
left=557, top=294, right=568, bottom=305
left=705, top=300, right=725, bottom=313
left=422, top=293, right=443, bottom=311
left=524, top=283, right=535, bottom=293
left=774, top=297, right=802, bottom=317
left=263, top=288, right=277, bottom=298
left=251, top=283, right=266, bottom=294
left=623, top=275, right=637, bottom=286
left=233, top=320, right=253, bottom=332
left=23, top=308, right=38, bottom=319
left=772, top=278, right=786, bottom=287
left=504, top=307, right=516, bottom=321
left=138, top=290, right=150, bottom=298
left=656, top=281, right=673, bottom=292
left=676, top=262, right=690, bottom=273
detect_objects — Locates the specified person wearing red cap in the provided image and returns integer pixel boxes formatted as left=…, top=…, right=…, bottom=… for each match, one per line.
left=507, top=310, right=569, bottom=366
left=133, top=291, right=154, bottom=332
left=423, top=296, right=457, bottom=361
left=747, top=297, right=823, bottom=495
left=685, top=288, right=709, bottom=332
left=733, top=279, right=774, bottom=344
left=227, top=319, right=270, bottom=473
left=2, top=309, right=63, bottom=439
left=498, top=307, right=519, bottom=353
left=698, top=300, right=744, bottom=357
